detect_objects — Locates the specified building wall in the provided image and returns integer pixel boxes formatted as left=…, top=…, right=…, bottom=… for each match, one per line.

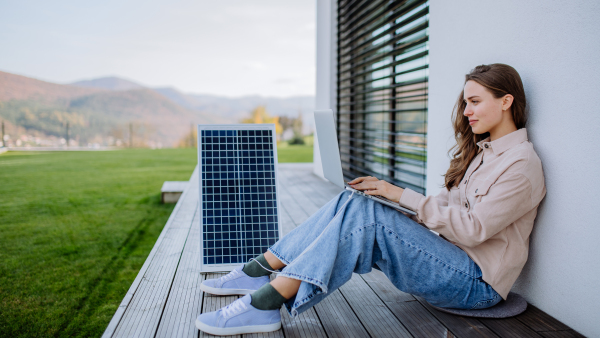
left=313, top=0, right=337, bottom=177
left=428, top=1, right=600, bottom=336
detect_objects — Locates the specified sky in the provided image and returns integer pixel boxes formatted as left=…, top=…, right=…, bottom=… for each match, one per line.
left=0, top=0, right=316, bottom=97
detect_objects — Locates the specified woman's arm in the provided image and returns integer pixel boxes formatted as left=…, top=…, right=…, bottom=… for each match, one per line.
left=399, top=173, right=536, bottom=247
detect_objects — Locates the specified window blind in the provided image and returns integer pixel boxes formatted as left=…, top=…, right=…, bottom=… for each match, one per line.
left=337, top=0, right=429, bottom=194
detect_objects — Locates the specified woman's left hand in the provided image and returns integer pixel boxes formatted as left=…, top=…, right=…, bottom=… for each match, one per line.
left=348, top=176, right=405, bottom=203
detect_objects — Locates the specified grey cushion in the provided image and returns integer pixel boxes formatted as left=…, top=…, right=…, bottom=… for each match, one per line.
left=429, top=292, right=527, bottom=318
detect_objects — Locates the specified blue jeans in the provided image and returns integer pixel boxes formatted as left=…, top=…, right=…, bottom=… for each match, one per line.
left=268, top=190, right=502, bottom=317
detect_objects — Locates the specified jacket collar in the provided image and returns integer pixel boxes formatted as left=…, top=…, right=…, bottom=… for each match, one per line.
left=476, top=128, right=529, bottom=156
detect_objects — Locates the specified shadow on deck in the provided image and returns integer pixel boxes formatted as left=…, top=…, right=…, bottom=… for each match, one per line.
left=103, top=163, right=582, bottom=338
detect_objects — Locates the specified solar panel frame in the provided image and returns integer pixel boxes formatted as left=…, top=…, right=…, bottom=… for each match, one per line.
left=197, top=124, right=283, bottom=272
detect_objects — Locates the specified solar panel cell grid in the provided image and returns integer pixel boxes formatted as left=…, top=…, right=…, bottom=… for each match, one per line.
left=199, top=127, right=279, bottom=268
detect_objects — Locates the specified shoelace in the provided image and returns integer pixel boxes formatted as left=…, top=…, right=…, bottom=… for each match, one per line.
left=219, top=269, right=240, bottom=283
left=249, top=258, right=279, bottom=274
left=221, top=298, right=247, bottom=318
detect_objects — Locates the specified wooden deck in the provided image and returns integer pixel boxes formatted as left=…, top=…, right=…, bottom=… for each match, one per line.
left=103, top=163, right=583, bottom=338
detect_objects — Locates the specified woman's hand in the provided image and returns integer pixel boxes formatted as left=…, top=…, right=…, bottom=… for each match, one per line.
left=348, top=176, right=405, bottom=203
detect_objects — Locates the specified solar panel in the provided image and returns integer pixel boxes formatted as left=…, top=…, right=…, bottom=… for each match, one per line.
left=197, top=124, right=282, bottom=272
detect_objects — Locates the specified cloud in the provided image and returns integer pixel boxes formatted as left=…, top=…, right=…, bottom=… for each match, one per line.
left=244, top=62, right=268, bottom=71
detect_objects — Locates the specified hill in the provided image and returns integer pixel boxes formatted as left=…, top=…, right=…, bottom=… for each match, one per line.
left=71, top=76, right=145, bottom=91
left=0, top=71, right=315, bottom=147
left=0, top=71, right=227, bottom=147
left=153, top=89, right=315, bottom=133
left=71, top=79, right=315, bottom=132
left=68, top=88, right=224, bottom=145
left=0, top=71, right=100, bottom=102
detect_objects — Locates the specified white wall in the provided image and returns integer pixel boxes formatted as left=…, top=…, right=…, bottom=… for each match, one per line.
left=428, top=1, right=600, bottom=336
left=313, top=0, right=337, bottom=177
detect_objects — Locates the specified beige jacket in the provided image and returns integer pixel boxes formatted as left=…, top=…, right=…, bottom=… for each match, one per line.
left=399, top=128, right=546, bottom=299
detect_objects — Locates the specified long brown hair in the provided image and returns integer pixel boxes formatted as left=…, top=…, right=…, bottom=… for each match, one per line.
left=444, top=64, right=528, bottom=190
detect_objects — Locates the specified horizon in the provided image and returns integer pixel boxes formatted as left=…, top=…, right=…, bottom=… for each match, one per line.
left=1, top=69, right=316, bottom=99
left=0, top=0, right=316, bottom=98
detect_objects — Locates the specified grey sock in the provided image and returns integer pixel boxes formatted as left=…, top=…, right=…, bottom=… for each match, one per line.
left=242, top=253, right=274, bottom=277
left=250, top=283, right=288, bottom=310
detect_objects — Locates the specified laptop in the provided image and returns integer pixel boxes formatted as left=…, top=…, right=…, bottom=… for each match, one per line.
left=314, top=109, right=417, bottom=216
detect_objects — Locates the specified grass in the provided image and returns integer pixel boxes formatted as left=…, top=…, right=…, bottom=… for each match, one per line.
left=0, top=145, right=312, bottom=337
left=276, top=143, right=313, bottom=163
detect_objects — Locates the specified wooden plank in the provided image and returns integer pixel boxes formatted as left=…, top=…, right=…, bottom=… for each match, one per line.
left=115, top=176, right=198, bottom=337
left=479, top=317, right=543, bottom=338
left=338, top=274, right=412, bottom=337
left=125, top=182, right=200, bottom=337
left=415, top=297, right=500, bottom=338
left=279, top=163, right=347, bottom=200
left=103, top=166, right=199, bottom=338
left=277, top=176, right=311, bottom=226
left=114, top=212, right=197, bottom=337
left=278, top=166, right=340, bottom=205
left=539, top=330, right=587, bottom=338
left=314, top=290, right=370, bottom=338
left=278, top=167, right=326, bottom=215
left=515, top=304, right=573, bottom=332
left=278, top=191, right=299, bottom=235
left=280, top=307, right=327, bottom=338
left=155, top=211, right=204, bottom=338
left=361, top=269, right=457, bottom=337
left=390, top=300, right=458, bottom=337
left=299, top=172, right=342, bottom=200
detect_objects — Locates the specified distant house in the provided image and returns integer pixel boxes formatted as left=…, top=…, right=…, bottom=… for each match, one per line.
left=313, top=1, right=600, bottom=336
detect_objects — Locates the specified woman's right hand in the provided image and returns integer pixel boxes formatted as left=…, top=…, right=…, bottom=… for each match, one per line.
left=348, top=176, right=405, bottom=203
left=348, top=176, right=379, bottom=185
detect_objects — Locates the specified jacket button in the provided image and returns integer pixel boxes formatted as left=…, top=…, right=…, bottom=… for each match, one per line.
left=484, top=144, right=489, bottom=148
left=464, top=202, right=468, bottom=208
left=475, top=189, right=479, bottom=193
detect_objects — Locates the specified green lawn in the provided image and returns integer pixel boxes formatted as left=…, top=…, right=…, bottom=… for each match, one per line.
left=0, top=145, right=312, bottom=338
left=276, top=143, right=313, bottom=163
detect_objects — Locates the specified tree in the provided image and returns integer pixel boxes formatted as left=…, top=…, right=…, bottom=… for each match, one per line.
left=289, top=111, right=305, bottom=144
left=177, top=123, right=197, bottom=148
left=241, top=106, right=283, bottom=141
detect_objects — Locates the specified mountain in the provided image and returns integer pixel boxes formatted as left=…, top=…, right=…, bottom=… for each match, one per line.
left=153, top=88, right=315, bottom=133
left=67, top=88, right=224, bottom=145
left=0, top=71, right=315, bottom=147
left=70, top=76, right=145, bottom=91
left=0, top=71, right=227, bottom=147
left=0, top=71, right=100, bottom=102
left=70, top=77, right=316, bottom=133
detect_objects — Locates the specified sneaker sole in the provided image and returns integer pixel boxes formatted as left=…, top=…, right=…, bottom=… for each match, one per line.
left=195, top=318, right=281, bottom=335
left=199, top=283, right=258, bottom=296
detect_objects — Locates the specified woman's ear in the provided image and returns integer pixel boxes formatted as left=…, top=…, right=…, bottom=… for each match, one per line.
left=502, top=94, right=514, bottom=111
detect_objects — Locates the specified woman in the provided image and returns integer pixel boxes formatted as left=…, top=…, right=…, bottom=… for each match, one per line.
left=195, top=63, right=546, bottom=336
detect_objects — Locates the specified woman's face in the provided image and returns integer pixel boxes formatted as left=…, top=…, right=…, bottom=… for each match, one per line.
left=463, top=80, right=513, bottom=138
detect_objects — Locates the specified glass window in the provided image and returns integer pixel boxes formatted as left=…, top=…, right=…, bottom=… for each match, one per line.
left=337, top=0, right=429, bottom=194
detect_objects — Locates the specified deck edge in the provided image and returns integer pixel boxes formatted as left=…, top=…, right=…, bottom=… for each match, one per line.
left=101, top=166, right=199, bottom=338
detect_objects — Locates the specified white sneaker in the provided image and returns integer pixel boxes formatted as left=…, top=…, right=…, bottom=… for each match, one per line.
left=200, top=265, right=270, bottom=295
left=195, top=295, right=281, bottom=335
